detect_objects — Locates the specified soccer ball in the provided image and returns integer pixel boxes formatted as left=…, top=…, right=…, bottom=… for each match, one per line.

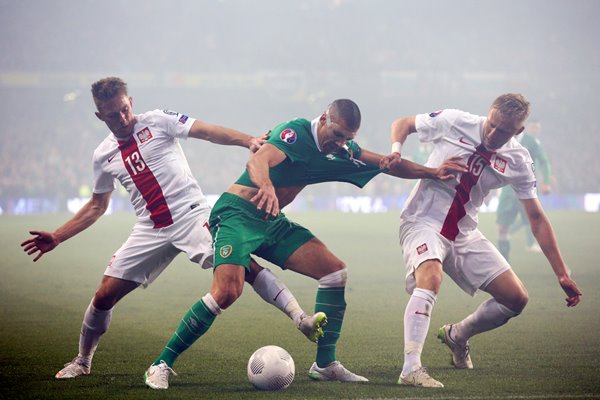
left=247, top=345, right=295, bottom=390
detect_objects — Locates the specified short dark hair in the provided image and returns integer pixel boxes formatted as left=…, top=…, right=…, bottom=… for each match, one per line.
left=91, top=77, right=128, bottom=108
left=329, top=99, right=361, bottom=131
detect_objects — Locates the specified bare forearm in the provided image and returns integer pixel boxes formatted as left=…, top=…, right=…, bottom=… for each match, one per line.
left=530, top=215, right=569, bottom=278
left=385, top=158, right=437, bottom=179
left=54, top=201, right=105, bottom=243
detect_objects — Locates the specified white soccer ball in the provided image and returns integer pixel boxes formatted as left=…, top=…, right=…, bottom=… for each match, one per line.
left=247, top=345, right=295, bottom=391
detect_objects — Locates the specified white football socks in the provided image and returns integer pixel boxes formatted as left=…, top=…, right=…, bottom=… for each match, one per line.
left=78, top=301, right=113, bottom=366
left=452, top=298, right=520, bottom=345
left=252, top=268, right=304, bottom=324
left=402, top=288, right=437, bottom=375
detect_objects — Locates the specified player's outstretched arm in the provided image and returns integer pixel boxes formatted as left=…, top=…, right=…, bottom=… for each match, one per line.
left=20, top=191, right=112, bottom=262
left=188, top=120, right=266, bottom=152
left=521, top=198, right=582, bottom=307
left=361, top=148, right=467, bottom=181
left=380, top=116, right=417, bottom=170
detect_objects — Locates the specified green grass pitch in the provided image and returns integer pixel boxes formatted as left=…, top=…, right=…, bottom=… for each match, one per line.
left=1, top=211, right=599, bottom=399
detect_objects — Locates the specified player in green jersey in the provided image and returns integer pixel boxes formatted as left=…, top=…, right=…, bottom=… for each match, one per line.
left=144, top=99, right=467, bottom=389
left=496, top=121, right=553, bottom=260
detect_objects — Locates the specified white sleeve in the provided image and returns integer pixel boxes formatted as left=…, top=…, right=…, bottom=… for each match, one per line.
left=154, top=109, right=196, bottom=140
left=512, top=161, right=538, bottom=200
left=414, top=109, right=461, bottom=143
left=92, top=156, right=115, bottom=194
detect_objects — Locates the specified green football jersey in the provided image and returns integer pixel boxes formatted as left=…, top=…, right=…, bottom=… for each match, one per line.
left=235, top=118, right=381, bottom=188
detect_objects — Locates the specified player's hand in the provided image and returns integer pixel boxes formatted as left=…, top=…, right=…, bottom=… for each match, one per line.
left=558, top=274, right=582, bottom=307
left=20, top=230, right=60, bottom=262
left=435, top=157, right=468, bottom=181
left=249, top=131, right=270, bottom=153
left=380, top=152, right=402, bottom=170
left=250, top=184, right=280, bottom=218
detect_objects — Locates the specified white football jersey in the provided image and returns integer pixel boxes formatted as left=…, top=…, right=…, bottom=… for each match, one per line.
left=92, top=109, right=208, bottom=228
left=400, top=109, right=537, bottom=240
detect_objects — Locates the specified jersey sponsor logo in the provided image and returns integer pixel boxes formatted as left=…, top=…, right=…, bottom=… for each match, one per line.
left=136, top=127, right=153, bottom=143
left=416, top=243, right=428, bottom=255
left=178, top=114, right=189, bottom=124
left=162, top=109, right=178, bottom=115
left=219, top=244, right=233, bottom=258
left=107, top=152, right=118, bottom=163
left=279, top=128, right=297, bottom=144
left=429, top=110, right=443, bottom=118
left=493, top=156, right=507, bottom=173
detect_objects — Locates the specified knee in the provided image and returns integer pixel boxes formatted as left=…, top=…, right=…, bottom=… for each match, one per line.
left=213, top=282, right=244, bottom=310
left=512, top=290, right=529, bottom=313
left=93, top=287, right=118, bottom=310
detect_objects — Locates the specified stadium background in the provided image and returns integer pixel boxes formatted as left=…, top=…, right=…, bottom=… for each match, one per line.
left=1, top=0, right=599, bottom=214
left=1, top=1, right=599, bottom=399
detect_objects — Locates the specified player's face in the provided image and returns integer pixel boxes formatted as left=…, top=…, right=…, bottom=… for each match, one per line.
left=318, top=111, right=357, bottom=154
left=95, top=94, right=135, bottom=139
left=482, top=108, right=524, bottom=150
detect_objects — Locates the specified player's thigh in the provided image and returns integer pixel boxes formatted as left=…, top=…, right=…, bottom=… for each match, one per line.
left=283, top=237, right=345, bottom=280
left=170, top=206, right=214, bottom=269
left=483, top=268, right=528, bottom=311
left=105, top=223, right=180, bottom=288
left=400, top=221, right=449, bottom=294
left=449, top=230, right=511, bottom=296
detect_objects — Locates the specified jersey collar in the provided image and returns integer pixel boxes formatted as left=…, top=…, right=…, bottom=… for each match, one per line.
left=310, top=117, right=323, bottom=152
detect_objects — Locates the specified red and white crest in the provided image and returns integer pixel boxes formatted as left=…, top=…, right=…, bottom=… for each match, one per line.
left=416, top=243, right=428, bottom=255
left=493, top=156, right=507, bottom=173
left=136, top=127, right=153, bottom=143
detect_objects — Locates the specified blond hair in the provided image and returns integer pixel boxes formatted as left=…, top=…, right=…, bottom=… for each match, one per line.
left=491, top=93, right=530, bottom=124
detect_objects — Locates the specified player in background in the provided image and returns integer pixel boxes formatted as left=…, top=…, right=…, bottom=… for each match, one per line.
left=381, top=94, right=581, bottom=388
left=20, top=77, right=324, bottom=381
left=496, top=120, right=553, bottom=260
left=143, top=98, right=467, bottom=390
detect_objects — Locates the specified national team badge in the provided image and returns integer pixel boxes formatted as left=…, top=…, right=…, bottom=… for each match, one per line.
left=280, top=128, right=297, bottom=144
left=178, top=114, right=189, bottom=124
left=493, top=156, right=507, bottom=173
left=417, top=243, right=428, bottom=255
left=219, top=245, right=233, bottom=258
left=429, top=110, right=443, bottom=118
left=136, top=127, right=153, bottom=143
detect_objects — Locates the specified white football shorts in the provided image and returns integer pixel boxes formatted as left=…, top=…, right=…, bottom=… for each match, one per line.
left=399, top=220, right=510, bottom=296
left=104, top=204, right=214, bottom=288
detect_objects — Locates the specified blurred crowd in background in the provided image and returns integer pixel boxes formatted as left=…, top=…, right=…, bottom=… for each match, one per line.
left=1, top=0, right=599, bottom=209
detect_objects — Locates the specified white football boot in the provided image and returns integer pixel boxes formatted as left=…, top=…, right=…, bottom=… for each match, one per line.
left=144, top=360, right=177, bottom=390
left=398, top=366, right=444, bottom=388
left=297, top=312, right=328, bottom=343
left=437, top=324, right=473, bottom=369
left=308, top=361, right=368, bottom=382
left=55, top=356, right=91, bottom=379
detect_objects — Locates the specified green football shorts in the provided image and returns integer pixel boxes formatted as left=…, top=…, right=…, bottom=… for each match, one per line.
left=209, top=192, right=315, bottom=271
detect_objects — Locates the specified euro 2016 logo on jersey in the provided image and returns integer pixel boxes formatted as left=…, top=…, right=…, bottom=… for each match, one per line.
left=280, top=128, right=297, bottom=144
left=417, top=243, right=428, bottom=255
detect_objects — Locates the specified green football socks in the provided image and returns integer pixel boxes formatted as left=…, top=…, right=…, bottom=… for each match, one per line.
left=314, top=287, right=346, bottom=367
left=153, top=299, right=216, bottom=367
